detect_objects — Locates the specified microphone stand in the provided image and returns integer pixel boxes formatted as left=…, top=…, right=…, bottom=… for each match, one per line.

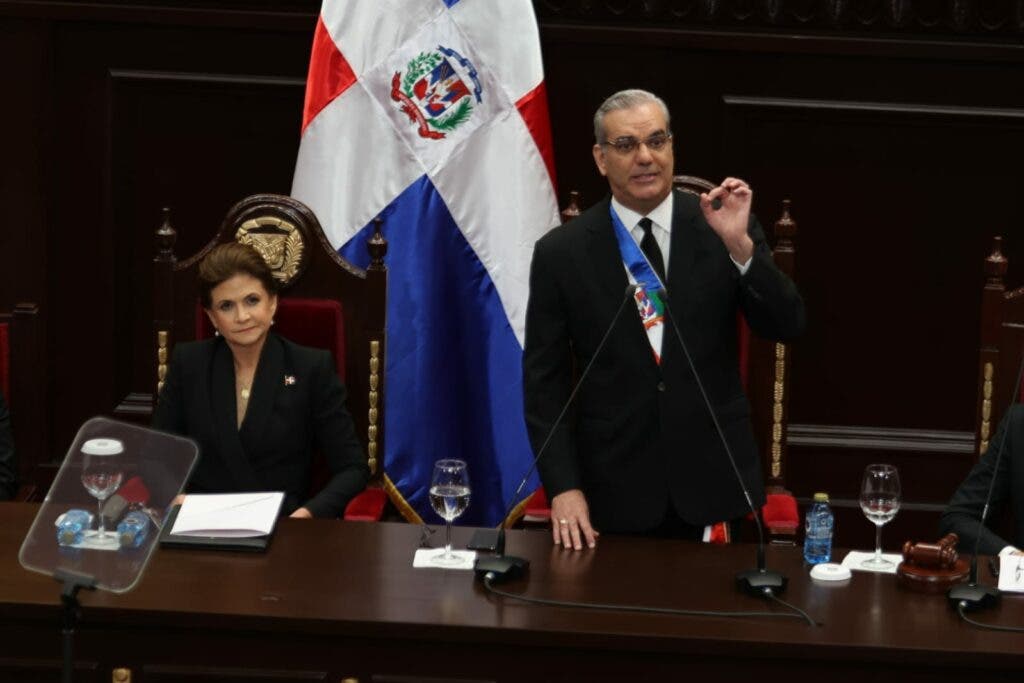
left=475, top=284, right=640, bottom=584
left=659, top=289, right=787, bottom=598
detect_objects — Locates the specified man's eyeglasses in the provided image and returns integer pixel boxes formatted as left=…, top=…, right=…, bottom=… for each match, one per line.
left=601, top=132, right=672, bottom=155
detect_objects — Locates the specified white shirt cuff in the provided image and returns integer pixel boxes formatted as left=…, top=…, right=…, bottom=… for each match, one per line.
left=731, top=255, right=752, bottom=275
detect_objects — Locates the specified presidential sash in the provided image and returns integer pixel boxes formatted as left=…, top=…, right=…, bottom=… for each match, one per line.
left=611, top=205, right=733, bottom=545
left=609, top=205, right=666, bottom=364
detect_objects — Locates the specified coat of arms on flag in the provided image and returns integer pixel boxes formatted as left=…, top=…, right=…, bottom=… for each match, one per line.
left=391, top=46, right=482, bottom=140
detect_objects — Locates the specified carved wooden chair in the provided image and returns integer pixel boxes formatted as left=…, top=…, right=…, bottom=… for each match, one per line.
left=0, top=303, right=44, bottom=501
left=152, top=194, right=388, bottom=520
left=975, top=236, right=1024, bottom=459
left=523, top=177, right=800, bottom=542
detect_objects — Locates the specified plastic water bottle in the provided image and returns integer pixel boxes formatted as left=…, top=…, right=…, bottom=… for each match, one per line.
left=56, top=509, right=93, bottom=546
left=803, top=492, right=834, bottom=565
left=117, top=510, right=150, bottom=548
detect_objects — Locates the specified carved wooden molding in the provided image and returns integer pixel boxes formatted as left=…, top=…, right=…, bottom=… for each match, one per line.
left=367, top=340, right=381, bottom=475
left=979, top=361, right=994, bottom=454
left=770, top=342, right=786, bottom=479
left=156, top=330, right=169, bottom=396
left=788, top=423, right=976, bottom=453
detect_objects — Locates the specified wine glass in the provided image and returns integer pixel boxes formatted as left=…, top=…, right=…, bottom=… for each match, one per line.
left=859, top=463, right=901, bottom=569
left=80, top=438, right=125, bottom=544
left=428, top=459, right=470, bottom=566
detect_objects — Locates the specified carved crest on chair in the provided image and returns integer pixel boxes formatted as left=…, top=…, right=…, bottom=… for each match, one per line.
left=235, top=216, right=306, bottom=286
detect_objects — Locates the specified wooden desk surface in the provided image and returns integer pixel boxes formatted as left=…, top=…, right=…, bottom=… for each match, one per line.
left=1, top=502, right=1021, bottom=682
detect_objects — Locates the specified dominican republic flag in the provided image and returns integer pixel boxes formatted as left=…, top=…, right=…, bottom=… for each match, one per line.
left=291, top=1, right=559, bottom=526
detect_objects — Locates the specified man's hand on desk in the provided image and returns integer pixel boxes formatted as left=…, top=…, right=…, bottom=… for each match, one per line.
left=550, top=489, right=599, bottom=550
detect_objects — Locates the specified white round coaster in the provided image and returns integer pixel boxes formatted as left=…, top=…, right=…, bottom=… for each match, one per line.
left=810, top=563, right=852, bottom=581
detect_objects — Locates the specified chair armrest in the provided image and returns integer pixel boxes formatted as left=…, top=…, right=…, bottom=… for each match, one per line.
left=762, top=492, right=800, bottom=546
left=522, top=487, right=551, bottom=524
left=343, top=488, right=387, bottom=522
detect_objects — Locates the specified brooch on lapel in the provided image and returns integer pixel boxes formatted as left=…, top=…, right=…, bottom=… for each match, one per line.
left=284, top=375, right=297, bottom=386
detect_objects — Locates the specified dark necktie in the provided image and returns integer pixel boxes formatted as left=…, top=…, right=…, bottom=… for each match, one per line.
left=638, top=217, right=666, bottom=283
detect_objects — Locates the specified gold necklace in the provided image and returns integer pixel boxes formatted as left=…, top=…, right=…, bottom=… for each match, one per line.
left=240, top=385, right=251, bottom=401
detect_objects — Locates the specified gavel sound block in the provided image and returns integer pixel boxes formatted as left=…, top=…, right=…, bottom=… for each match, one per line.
left=896, top=533, right=970, bottom=593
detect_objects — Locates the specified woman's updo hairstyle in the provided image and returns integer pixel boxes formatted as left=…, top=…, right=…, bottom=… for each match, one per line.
left=197, top=242, right=280, bottom=309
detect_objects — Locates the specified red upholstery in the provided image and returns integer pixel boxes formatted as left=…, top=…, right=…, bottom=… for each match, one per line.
left=0, top=322, right=9, bottom=401
left=523, top=486, right=550, bottom=521
left=195, top=296, right=383, bottom=521
left=761, top=493, right=800, bottom=531
left=343, top=487, right=387, bottom=521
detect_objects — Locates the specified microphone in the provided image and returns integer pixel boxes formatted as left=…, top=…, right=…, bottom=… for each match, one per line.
left=658, top=288, right=787, bottom=598
left=475, top=283, right=640, bottom=584
left=947, top=347, right=1024, bottom=611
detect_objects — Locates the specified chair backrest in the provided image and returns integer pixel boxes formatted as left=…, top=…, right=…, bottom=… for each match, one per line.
left=196, top=298, right=346, bottom=380
left=153, top=194, right=387, bottom=483
left=975, top=236, right=1024, bottom=458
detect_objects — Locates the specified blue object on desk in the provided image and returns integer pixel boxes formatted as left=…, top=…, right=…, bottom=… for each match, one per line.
left=56, top=509, right=93, bottom=546
left=117, top=510, right=150, bottom=548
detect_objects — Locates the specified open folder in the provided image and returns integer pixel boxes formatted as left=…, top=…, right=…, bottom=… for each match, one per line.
left=159, top=492, right=285, bottom=552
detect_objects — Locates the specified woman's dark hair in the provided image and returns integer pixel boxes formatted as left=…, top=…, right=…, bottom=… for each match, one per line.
left=198, top=242, right=280, bottom=308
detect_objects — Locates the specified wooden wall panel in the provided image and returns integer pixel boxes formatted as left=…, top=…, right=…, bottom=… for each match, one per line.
left=108, top=68, right=306, bottom=413
left=2, top=0, right=1023, bottom=543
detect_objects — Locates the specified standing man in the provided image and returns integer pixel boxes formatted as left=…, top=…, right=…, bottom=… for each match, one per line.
left=523, top=89, right=805, bottom=549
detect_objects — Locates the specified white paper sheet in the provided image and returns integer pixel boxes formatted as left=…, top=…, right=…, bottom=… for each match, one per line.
left=997, top=555, right=1024, bottom=593
left=170, top=492, right=285, bottom=538
left=412, top=548, right=477, bottom=570
left=840, top=550, right=903, bottom=574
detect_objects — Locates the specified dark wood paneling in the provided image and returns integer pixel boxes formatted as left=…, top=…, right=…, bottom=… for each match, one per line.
left=143, top=666, right=328, bottom=682
left=0, top=19, right=50, bottom=317
left=40, top=18, right=312, bottom=453
left=109, top=68, right=305, bottom=412
left=0, top=658, right=99, bottom=683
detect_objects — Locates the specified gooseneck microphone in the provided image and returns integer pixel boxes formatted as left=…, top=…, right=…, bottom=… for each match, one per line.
left=657, top=289, right=787, bottom=598
left=948, top=347, right=1024, bottom=613
left=475, top=283, right=641, bottom=584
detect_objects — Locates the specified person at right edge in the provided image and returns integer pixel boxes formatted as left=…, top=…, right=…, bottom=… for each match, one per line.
left=940, top=406, right=1024, bottom=558
left=523, top=89, right=806, bottom=550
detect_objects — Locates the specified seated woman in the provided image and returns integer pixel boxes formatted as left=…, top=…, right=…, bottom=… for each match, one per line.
left=939, top=405, right=1024, bottom=557
left=153, top=242, right=369, bottom=518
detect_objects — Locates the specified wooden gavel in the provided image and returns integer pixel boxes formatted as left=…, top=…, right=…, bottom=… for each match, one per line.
left=902, top=533, right=960, bottom=569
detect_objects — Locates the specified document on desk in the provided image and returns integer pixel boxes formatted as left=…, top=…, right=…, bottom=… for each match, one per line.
left=997, top=555, right=1024, bottom=593
left=840, top=550, right=903, bottom=574
left=170, top=492, right=285, bottom=538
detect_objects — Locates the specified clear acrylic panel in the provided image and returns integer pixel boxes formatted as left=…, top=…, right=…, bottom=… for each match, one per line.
left=19, top=417, right=198, bottom=593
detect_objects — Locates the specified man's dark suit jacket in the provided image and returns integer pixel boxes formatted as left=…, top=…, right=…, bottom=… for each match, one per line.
left=523, top=190, right=805, bottom=534
left=940, top=405, right=1024, bottom=555
left=0, top=389, right=17, bottom=501
left=153, top=333, right=369, bottom=518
